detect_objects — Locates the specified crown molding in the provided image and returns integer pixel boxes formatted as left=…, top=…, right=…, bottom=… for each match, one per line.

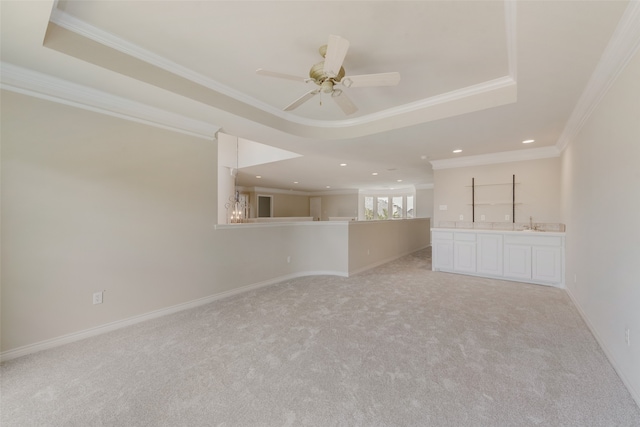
left=238, top=186, right=360, bottom=196
left=0, top=62, right=220, bottom=140
left=309, top=189, right=360, bottom=196
left=48, top=6, right=517, bottom=134
left=243, top=186, right=312, bottom=196
left=430, top=146, right=561, bottom=170
left=556, top=0, right=640, bottom=152
left=504, top=0, right=517, bottom=81
left=49, top=8, right=281, bottom=119
left=345, top=76, right=515, bottom=127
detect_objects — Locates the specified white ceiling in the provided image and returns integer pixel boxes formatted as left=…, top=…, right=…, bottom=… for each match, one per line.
left=0, top=1, right=632, bottom=192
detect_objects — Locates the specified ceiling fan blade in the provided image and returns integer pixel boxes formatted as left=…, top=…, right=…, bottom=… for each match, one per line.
left=256, top=68, right=309, bottom=83
left=323, top=35, right=350, bottom=78
left=340, top=72, right=401, bottom=88
left=331, top=89, right=358, bottom=116
left=284, top=89, right=320, bottom=111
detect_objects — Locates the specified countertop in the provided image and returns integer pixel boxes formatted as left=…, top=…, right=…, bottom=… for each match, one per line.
left=431, top=227, right=566, bottom=237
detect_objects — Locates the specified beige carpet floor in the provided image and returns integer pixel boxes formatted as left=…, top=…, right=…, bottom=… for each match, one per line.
left=2, top=248, right=639, bottom=426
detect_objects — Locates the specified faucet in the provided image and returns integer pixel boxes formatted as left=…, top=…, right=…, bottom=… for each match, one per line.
left=526, top=216, right=538, bottom=231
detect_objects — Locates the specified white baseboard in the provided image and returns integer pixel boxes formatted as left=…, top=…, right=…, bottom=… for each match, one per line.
left=0, top=244, right=427, bottom=362
left=0, top=270, right=345, bottom=362
left=565, top=287, right=640, bottom=408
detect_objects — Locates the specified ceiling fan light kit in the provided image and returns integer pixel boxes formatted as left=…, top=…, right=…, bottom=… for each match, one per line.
left=257, top=34, right=400, bottom=115
left=321, top=80, right=334, bottom=94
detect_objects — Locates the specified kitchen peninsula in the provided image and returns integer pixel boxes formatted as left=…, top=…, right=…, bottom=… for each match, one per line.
left=216, top=217, right=430, bottom=277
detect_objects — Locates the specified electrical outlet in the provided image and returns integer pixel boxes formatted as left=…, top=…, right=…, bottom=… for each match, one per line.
left=625, top=327, right=631, bottom=347
left=93, top=291, right=103, bottom=305
left=505, top=214, right=510, bottom=221
left=480, top=214, right=486, bottom=221
left=287, top=256, right=291, bottom=263
left=439, top=205, right=448, bottom=211
left=459, top=215, right=464, bottom=220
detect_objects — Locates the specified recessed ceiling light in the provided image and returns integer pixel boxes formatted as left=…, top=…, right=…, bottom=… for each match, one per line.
left=421, top=155, right=427, bottom=160
left=256, top=175, right=262, bottom=178
left=293, top=181, right=298, bottom=184
left=397, top=179, right=403, bottom=182
left=453, top=149, right=462, bottom=153
left=326, top=186, right=331, bottom=188
left=340, top=163, right=347, bottom=167
left=522, top=139, right=535, bottom=144
left=372, top=172, right=378, bottom=176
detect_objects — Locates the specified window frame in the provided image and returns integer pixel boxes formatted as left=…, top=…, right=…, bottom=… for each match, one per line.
left=360, top=191, right=416, bottom=220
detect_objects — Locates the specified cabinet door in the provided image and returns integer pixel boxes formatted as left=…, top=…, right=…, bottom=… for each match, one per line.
left=477, top=234, right=503, bottom=276
left=454, top=241, right=476, bottom=273
left=504, top=244, right=531, bottom=280
left=532, top=246, right=562, bottom=284
left=433, top=240, right=454, bottom=270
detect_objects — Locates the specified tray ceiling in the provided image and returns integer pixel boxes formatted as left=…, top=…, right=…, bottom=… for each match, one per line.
left=1, top=1, right=634, bottom=191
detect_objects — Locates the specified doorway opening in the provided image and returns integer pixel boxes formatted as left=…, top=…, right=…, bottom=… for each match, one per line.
left=257, top=195, right=273, bottom=218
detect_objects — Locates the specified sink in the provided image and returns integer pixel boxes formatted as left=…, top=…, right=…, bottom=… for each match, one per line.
left=519, top=229, right=544, bottom=232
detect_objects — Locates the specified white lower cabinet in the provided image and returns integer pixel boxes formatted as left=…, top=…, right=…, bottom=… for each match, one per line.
left=432, top=229, right=564, bottom=287
left=433, top=239, right=454, bottom=270
left=532, top=246, right=563, bottom=283
left=432, top=231, right=454, bottom=270
left=504, top=244, right=532, bottom=280
left=477, top=234, right=503, bottom=276
left=503, top=234, right=563, bottom=286
left=454, top=241, right=476, bottom=272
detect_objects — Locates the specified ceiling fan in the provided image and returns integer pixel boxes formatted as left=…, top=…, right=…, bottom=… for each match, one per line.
left=256, top=35, right=400, bottom=116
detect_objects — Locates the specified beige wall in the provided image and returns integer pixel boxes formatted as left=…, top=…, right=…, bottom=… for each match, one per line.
left=247, top=192, right=260, bottom=218
left=320, top=193, right=358, bottom=221
left=1, top=92, right=428, bottom=356
left=433, top=157, right=561, bottom=227
left=416, top=187, right=434, bottom=219
left=1, top=92, right=219, bottom=351
left=245, top=192, right=359, bottom=220
left=348, top=218, right=430, bottom=275
left=561, top=49, right=640, bottom=403
left=217, top=132, right=238, bottom=224
left=273, top=193, right=310, bottom=217
left=1, top=93, right=346, bottom=354
left=214, top=222, right=349, bottom=282
left=246, top=192, right=310, bottom=218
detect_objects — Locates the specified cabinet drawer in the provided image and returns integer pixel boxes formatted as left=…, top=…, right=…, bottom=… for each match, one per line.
left=454, top=232, right=476, bottom=242
left=433, top=231, right=453, bottom=240
left=504, top=235, right=562, bottom=247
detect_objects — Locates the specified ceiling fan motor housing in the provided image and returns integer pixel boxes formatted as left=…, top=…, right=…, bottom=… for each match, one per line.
left=309, top=61, right=346, bottom=87
left=257, top=35, right=398, bottom=115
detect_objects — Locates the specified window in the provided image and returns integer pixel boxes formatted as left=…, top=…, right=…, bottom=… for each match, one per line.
left=377, top=197, right=389, bottom=220
left=392, top=197, right=403, bottom=218
left=361, top=193, right=415, bottom=220
left=406, top=196, right=414, bottom=218
left=364, top=196, right=374, bottom=220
